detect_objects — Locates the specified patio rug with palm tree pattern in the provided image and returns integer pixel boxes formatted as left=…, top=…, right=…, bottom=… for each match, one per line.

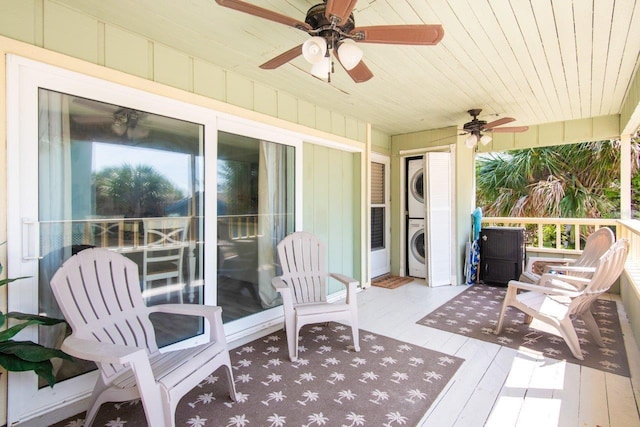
left=54, top=322, right=464, bottom=427
left=416, top=284, right=630, bottom=377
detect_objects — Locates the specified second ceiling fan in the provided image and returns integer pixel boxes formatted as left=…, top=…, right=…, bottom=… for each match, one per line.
left=462, top=109, right=529, bottom=148
left=215, top=0, right=444, bottom=83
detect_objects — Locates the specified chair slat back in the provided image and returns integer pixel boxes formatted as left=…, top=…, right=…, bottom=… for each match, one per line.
left=277, top=232, right=327, bottom=304
left=144, top=217, right=189, bottom=247
left=571, top=238, right=628, bottom=315
left=50, top=248, right=158, bottom=379
left=574, top=227, right=615, bottom=270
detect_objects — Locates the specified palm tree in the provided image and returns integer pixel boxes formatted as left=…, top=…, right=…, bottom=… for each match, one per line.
left=94, top=163, right=184, bottom=217
left=476, top=137, right=640, bottom=219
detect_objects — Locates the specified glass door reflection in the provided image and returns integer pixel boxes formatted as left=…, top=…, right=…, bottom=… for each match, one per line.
left=217, top=131, right=295, bottom=322
left=38, top=89, right=205, bottom=386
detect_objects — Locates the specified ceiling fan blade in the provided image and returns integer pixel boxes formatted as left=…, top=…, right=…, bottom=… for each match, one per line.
left=215, top=0, right=311, bottom=31
left=344, top=60, right=374, bottom=83
left=259, top=44, right=303, bottom=69
left=350, top=24, right=444, bottom=45
left=490, top=126, right=529, bottom=133
left=483, top=117, right=515, bottom=130
left=325, top=0, right=359, bottom=24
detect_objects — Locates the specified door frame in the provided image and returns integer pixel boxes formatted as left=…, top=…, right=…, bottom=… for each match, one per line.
left=370, top=152, right=390, bottom=278
left=398, top=145, right=456, bottom=280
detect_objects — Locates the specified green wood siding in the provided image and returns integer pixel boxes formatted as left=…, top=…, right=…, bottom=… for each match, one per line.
left=44, top=1, right=99, bottom=63
left=371, top=128, right=392, bottom=155
left=0, top=0, right=39, bottom=45
left=193, top=59, right=226, bottom=101
left=104, top=26, right=150, bottom=79
left=303, top=143, right=361, bottom=291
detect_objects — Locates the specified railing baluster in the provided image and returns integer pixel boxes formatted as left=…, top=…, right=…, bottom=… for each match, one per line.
left=537, top=223, right=543, bottom=248
left=118, top=220, right=124, bottom=247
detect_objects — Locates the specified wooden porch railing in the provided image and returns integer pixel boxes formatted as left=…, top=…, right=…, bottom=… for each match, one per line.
left=482, top=217, right=640, bottom=296
left=618, top=220, right=640, bottom=269
left=481, top=217, right=619, bottom=254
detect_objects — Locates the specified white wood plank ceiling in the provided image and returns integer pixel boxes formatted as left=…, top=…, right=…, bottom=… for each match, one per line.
left=52, top=0, right=640, bottom=136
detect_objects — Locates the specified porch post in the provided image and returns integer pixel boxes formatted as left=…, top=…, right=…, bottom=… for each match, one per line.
left=621, top=133, right=632, bottom=219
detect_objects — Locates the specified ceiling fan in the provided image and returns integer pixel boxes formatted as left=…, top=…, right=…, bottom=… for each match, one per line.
left=109, top=109, right=150, bottom=139
left=462, top=109, right=529, bottom=148
left=215, top=0, right=444, bottom=83
left=72, top=99, right=150, bottom=139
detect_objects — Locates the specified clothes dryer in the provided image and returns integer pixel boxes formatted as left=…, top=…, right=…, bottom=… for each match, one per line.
left=407, top=158, right=424, bottom=218
left=408, top=218, right=426, bottom=278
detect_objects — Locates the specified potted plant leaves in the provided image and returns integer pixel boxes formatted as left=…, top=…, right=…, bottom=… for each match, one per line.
left=0, top=250, right=72, bottom=387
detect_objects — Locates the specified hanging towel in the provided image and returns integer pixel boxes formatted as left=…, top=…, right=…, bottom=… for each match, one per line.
left=472, top=207, right=482, bottom=241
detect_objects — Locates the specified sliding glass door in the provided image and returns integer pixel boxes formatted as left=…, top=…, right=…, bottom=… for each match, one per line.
left=37, top=88, right=206, bottom=385
left=217, top=131, right=295, bottom=323
left=6, top=56, right=216, bottom=424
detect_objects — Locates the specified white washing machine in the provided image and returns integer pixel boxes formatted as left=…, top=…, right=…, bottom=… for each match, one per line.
left=407, top=158, right=424, bottom=218
left=408, top=218, right=426, bottom=278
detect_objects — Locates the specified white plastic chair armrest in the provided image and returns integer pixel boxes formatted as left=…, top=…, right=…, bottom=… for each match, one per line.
left=61, top=335, right=146, bottom=365
left=272, top=276, right=295, bottom=309
left=525, top=256, right=575, bottom=271
left=329, top=272, right=358, bottom=287
left=539, top=272, right=591, bottom=289
left=329, top=273, right=359, bottom=304
left=544, top=265, right=596, bottom=274
left=272, top=276, right=288, bottom=290
left=149, top=304, right=225, bottom=343
left=536, top=268, right=594, bottom=291
left=507, top=280, right=581, bottom=297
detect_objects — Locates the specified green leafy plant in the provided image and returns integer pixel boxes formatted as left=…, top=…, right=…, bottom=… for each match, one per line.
left=0, top=258, right=72, bottom=387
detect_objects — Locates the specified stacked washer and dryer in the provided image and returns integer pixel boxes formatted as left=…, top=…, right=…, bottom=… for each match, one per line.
left=406, top=153, right=454, bottom=286
left=407, top=157, right=427, bottom=279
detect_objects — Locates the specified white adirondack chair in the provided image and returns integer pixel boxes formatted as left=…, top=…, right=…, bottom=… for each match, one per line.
left=494, top=238, right=628, bottom=360
left=49, top=248, right=236, bottom=427
left=520, top=227, right=615, bottom=284
left=272, top=232, right=360, bottom=361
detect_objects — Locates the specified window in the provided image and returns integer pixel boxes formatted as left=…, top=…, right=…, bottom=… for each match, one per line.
left=371, top=161, right=385, bottom=250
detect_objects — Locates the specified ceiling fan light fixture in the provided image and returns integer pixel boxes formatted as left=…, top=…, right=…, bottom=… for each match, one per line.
left=127, top=126, right=150, bottom=139
left=337, top=40, right=363, bottom=70
left=465, top=133, right=478, bottom=148
left=310, top=56, right=331, bottom=79
left=302, top=36, right=327, bottom=64
left=480, top=134, right=492, bottom=145
left=111, top=122, right=126, bottom=136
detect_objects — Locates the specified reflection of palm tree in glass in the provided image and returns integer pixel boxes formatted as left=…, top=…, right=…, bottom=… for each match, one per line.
left=218, top=160, right=258, bottom=214
left=94, top=164, right=184, bottom=217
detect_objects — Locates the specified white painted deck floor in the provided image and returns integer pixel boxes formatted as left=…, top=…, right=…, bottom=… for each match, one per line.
left=352, top=281, right=640, bottom=427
